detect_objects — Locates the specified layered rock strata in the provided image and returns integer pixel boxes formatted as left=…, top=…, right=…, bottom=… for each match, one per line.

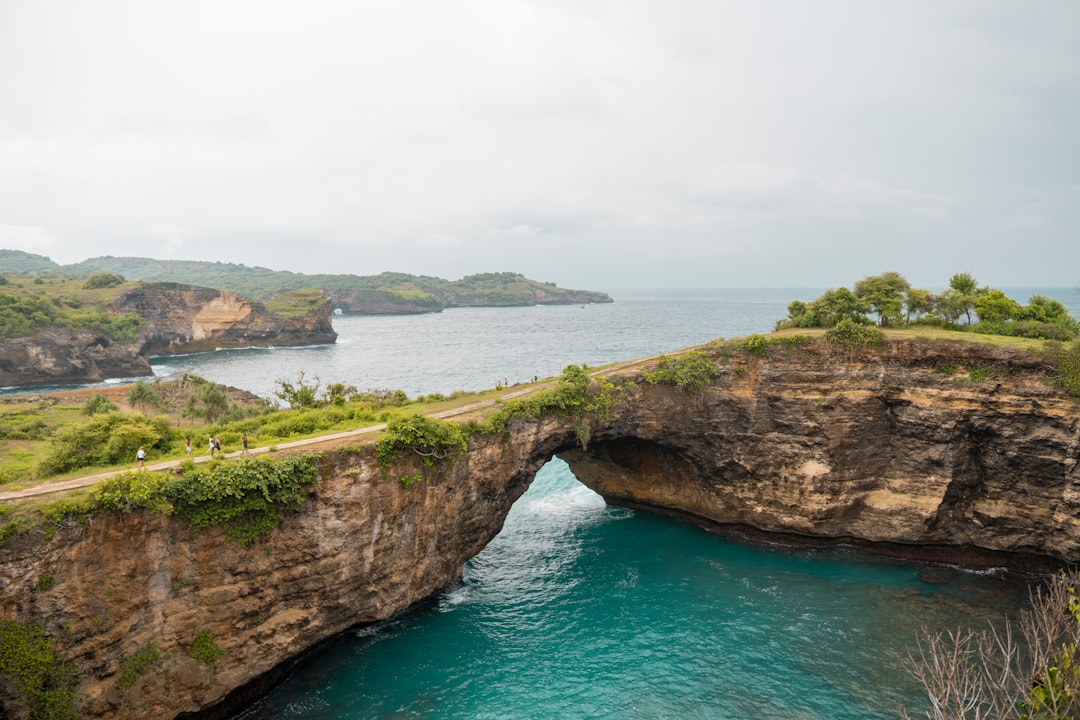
left=0, top=339, right=1077, bottom=718
left=0, top=285, right=336, bottom=388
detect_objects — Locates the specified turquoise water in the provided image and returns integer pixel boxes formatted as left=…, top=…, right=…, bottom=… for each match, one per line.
left=234, top=461, right=1027, bottom=720
left=4, top=287, right=1067, bottom=716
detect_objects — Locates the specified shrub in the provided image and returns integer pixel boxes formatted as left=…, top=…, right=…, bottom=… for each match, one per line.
left=0, top=621, right=80, bottom=720
left=825, top=318, right=884, bottom=351
left=82, top=272, right=124, bottom=290
left=82, top=393, right=118, bottom=416
left=1053, top=340, right=1080, bottom=399
left=39, top=412, right=173, bottom=476
left=743, top=334, right=768, bottom=357
left=642, top=351, right=718, bottom=394
left=376, top=415, right=467, bottom=475
left=115, top=643, right=161, bottom=696
left=465, top=365, right=626, bottom=450
left=187, top=630, right=225, bottom=668
left=169, top=454, right=320, bottom=545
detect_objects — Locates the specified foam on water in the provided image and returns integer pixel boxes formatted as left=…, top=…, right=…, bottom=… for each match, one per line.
left=235, top=459, right=1031, bottom=720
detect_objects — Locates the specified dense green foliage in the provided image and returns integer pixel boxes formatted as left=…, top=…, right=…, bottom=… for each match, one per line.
left=48, top=256, right=610, bottom=308
left=825, top=318, right=885, bottom=351
left=0, top=620, right=80, bottom=720
left=465, top=364, right=625, bottom=450
left=82, top=272, right=124, bottom=289
left=81, top=393, right=118, bottom=416
left=376, top=415, right=468, bottom=476
left=39, top=412, right=173, bottom=476
left=171, top=454, right=320, bottom=544
left=778, top=272, right=1078, bottom=342
left=1053, top=340, right=1080, bottom=399
left=187, top=630, right=226, bottom=668
left=91, top=453, right=321, bottom=544
left=263, top=288, right=331, bottom=318
left=115, top=643, right=161, bottom=696
left=0, top=290, right=144, bottom=340
left=642, top=350, right=718, bottom=394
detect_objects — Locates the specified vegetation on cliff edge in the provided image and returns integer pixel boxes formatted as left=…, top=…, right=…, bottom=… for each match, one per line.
left=0, top=620, right=80, bottom=720
left=777, top=272, right=1078, bottom=342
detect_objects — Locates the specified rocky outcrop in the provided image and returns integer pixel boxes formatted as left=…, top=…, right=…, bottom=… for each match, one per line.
left=0, top=285, right=337, bottom=387
left=0, top=339, right=1078, bottom=718
left=0, top=330, right=150, bottom=388
left=563, top=338, right=1080, bottom=568
left=111, top=284, right=337, bottom=355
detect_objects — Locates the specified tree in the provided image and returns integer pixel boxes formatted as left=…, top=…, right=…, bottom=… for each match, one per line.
left=274, top=371, right=320, bottom=409
left=974, top=289, right=1021, bottom=323
left=905, top=288, right=936, bottom=324
left=854, top=271, right=910, bottom=327
left=903, top=571, right=1080, bottom=720
left=1022, top=295, right=1075, bottom=326
left=945, top=273, right=984, bottom=326
left=806, top=287, right=869, bottom=327
left=126, top=379, right=161, bottom=412
left=198, top=383, right=229, bottom=423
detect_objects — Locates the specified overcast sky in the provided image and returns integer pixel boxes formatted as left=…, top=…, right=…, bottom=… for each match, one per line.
left=1, top=1, right=1077, bottom=291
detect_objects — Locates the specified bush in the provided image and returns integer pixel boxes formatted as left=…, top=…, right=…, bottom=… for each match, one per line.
left=187, top=630, right=225, bottom=668
left=825, top=318, right=884, bottom=351
left=465, top=365, right=625, bottom=450
left=82, top=393, right=118, bottom=416
left=973, top=320, right=1077, bottom=342
left=0, top=621, right=80, bottom=720
left=82, top=272, right=124, bottom=289
left=170, top=454, right=320, bottom=544
left=642, top=351, right=718, bottom=394
left=1053, top=340, right=1080, bottom=399
left=376, top=415, right=467, bottom=475
left=904, top=571, right=1080, bottom=720
left=115, top=643, right=160, bottom=696
left=39, top=412, right=173, bottom=476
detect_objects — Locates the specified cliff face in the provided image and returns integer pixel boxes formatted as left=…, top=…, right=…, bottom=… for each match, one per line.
left=0, top=340, right=1078, bottom=718
left=563, top=339, right=1080, bottom=567
left=112, top=284, right=337, bottom=356
left=0, top=330, right=149, bottom=388
left=0, top=285, right=337, bottom=387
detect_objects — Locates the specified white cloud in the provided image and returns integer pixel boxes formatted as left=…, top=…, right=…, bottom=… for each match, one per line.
left=417, top=233, right=458, bottom=248
left=0, top=225, right=55, bottom=254
left=0, top=0, right=1076, bottom=287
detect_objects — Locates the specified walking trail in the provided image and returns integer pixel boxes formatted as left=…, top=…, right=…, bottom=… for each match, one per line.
left=0, top=357, right=659, bottom=502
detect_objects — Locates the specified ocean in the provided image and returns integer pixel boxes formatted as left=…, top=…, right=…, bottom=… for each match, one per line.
left=13, top=287, right=1080, bottom=718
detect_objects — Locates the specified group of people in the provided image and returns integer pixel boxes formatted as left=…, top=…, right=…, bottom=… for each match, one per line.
left=137, top=432, right=249, bottom=468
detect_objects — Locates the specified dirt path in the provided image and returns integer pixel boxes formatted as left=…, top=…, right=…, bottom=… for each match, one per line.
left=0, top=357, right=659, bottom=502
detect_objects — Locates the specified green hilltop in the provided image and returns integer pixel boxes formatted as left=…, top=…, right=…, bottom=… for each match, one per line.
left=0, top=250, right=612, bottom=313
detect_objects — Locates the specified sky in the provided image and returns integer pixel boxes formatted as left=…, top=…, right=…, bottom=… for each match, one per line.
left=0, top=1, right=1078, bottom=292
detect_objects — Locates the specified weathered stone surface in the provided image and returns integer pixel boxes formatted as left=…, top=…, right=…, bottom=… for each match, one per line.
left=0, top=330, right=150, bottom=387
left=111, top=284, right=336, bottom=356
left=0, top=339, right=1077, bottom=718
left=0, top=284, right=337, bottom=387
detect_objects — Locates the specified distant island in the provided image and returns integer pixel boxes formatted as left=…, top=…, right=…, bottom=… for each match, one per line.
left=0, top=250, right=613, bottom=314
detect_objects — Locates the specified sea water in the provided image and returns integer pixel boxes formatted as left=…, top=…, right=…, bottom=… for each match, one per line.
left=6, top=288, right=1074, bottom=717
left=232, top=461, right=1028, bottom=720
left=213, top=288, right=1068, bottom=719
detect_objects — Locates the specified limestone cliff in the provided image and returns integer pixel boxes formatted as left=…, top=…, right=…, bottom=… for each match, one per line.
left=111, top=284, right=337, bottom=356
left=0, top=284, right=336, bottom=388
left=0, top=339, right=1077, bottom=719
left=0, top=330, right=149, bottom=388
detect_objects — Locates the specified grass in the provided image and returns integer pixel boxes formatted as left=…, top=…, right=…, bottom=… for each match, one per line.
left=0, top=327, right=1068, bottom=503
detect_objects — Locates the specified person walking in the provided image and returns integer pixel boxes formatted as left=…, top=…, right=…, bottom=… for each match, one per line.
left=136, top=446, right=146, bottom=469
left=241, top=433, right=249, bottom=455
left=185, top=436, right=193, bottom=460
left=208, top=435, right=216, bottom=457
